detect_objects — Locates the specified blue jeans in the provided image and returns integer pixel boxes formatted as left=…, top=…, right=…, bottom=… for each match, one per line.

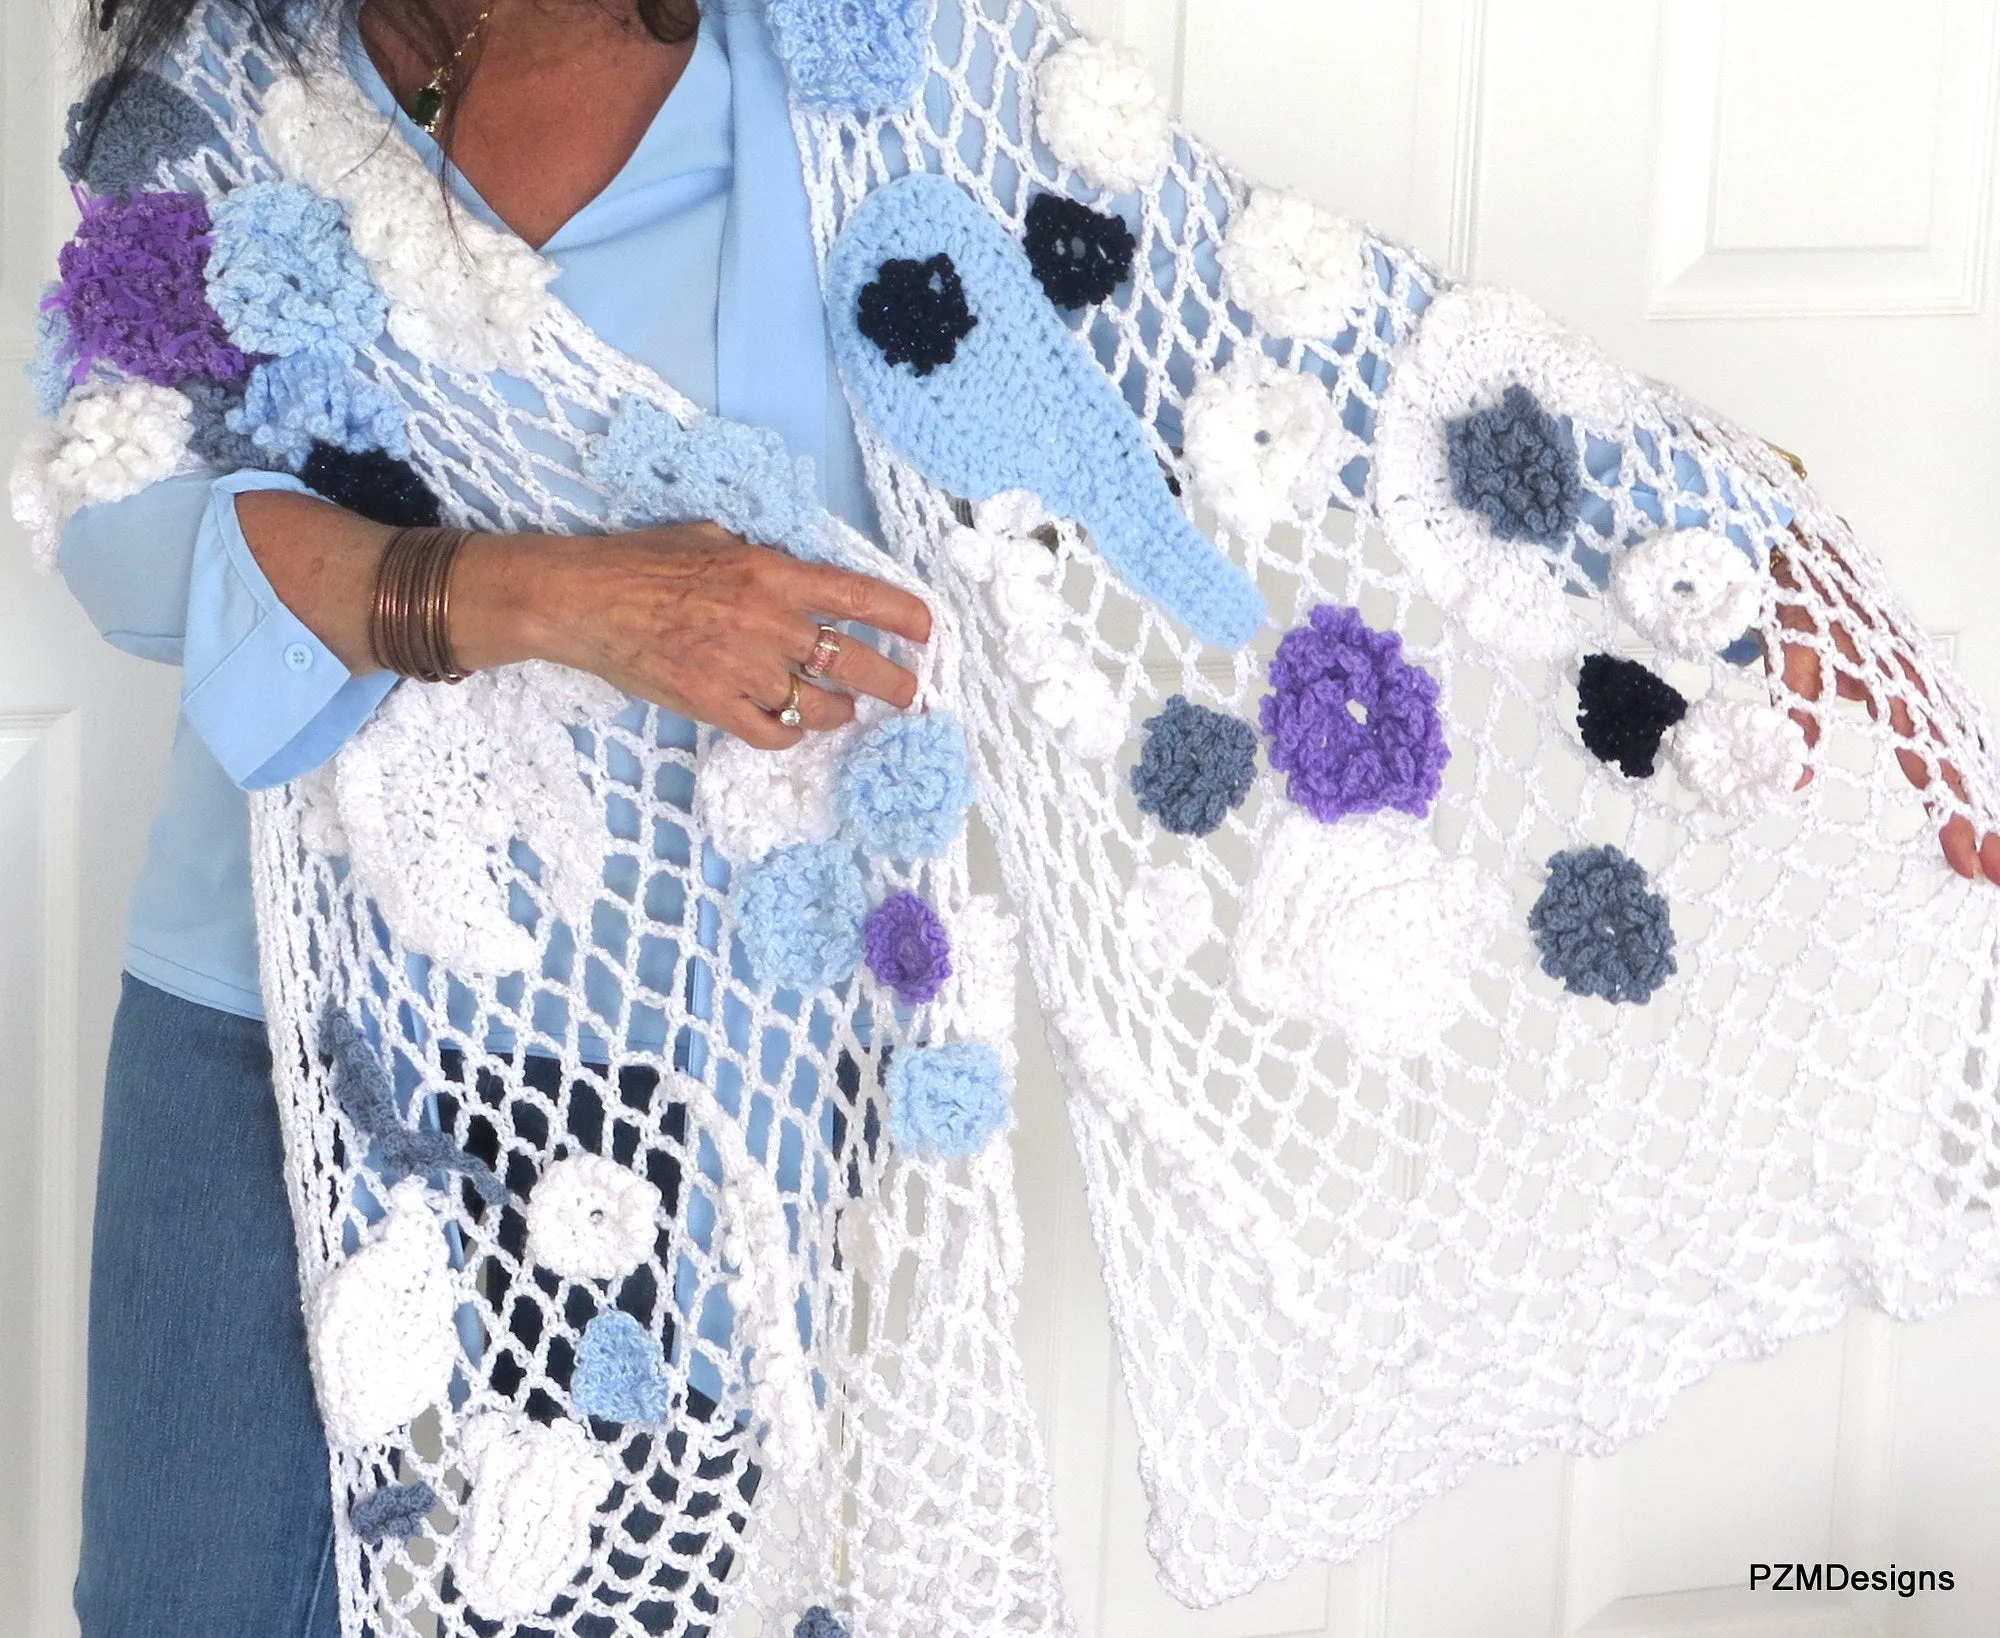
left=76, top=976, right=340, bottom=1638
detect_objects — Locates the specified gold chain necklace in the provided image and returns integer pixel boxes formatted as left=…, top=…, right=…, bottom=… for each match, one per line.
left=411, top=2, right=499, bottom=134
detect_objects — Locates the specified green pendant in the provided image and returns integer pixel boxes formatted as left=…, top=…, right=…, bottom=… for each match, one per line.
left=412, top=81, right=445, bottom=132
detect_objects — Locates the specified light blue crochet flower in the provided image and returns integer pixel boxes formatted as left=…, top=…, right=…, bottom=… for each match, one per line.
left=765, top=0, right=928, bottom=115
left=735, top=842, right=870, bottom=992
left=835, top=712, right=975, bottom=861
left=229, top=343, right=409, bottom=469
left=586, top=399, right=840, bottom=564
left=887, top=1040, right=1011, bottom=1159
left=572, top=1310, right=669, bottom=1425
left=27, top=296, right=73, bottom=419
left=205, top=181, right=388, bottom=357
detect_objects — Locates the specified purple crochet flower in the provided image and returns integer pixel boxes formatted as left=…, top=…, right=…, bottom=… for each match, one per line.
left=863, top=891, right=953, bottom=1006
left=50, top=190, right=251, bottom=389
left=1260, top=603, right=1450, bottom=823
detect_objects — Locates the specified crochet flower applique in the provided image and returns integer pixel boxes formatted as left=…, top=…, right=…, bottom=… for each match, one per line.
left=1445, top=383, right=1581, bottom=548
left=349, top=1480, right=437, bottom=1545
left=763, top=0, right=929, bottom=116
left=1023, top=193, right=1135, bottom=309
left=525, top=1153, right=662, bottom=1281
left=571, top=1309, right=670, bottom=1424
left=1218, top=187, right=1373, bottom=339
left=1261, top=604, right=1450, bottom=823
left=1184, top=351, right=1350, bottom=539
left=1611, top=528, right=1763, bottom=659
left=231, top=344, right=409, bottom=469
left=835, top=712, right=976, bottom=860
left=1236, top=811, right=1501, bottom=1060
left=696, top=707, right=883, bottom=867
left=50, top=190, right=252, bottom=389
left=1129, top=696, right=1257, bottom=837
left=794, top=1607, right=852, bottom=1638
left=856, top=253, right=978, bottom=377
left=865, top=890, right=954, bottom=1006
left=453, top=1412, right=616, bottom=1622
left=1034, top=37, right=1173, bottom=193
left=204, top=180, right=388, bottom=357
left=1123, top=863, right=1214, bottom=976
left=1576, top=653, right=1689, bottom=779
left=734, top=842, right=872, bottom=992
left=1529, top=844, right=1677, bottom=1004
left=887, top=1039, right=1012, bottom=1159
left=1666, top=696, right=1806, bottom=822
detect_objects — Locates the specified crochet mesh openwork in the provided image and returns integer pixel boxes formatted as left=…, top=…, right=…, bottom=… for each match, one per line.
left=127, top=2, right=2000, bottom=1633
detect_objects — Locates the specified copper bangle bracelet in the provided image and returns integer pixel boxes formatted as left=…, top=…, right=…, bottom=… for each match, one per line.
left=369, top=526, right=472, bottom=685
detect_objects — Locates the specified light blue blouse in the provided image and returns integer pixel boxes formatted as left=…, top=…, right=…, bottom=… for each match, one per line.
left=57, top=2, right=875, bottom=1021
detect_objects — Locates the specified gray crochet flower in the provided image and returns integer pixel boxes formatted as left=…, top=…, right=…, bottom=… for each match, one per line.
left=1445, top=382, right=1581, bottom=546
left=1130, top=695, right=1257, bottom=837
left=61, top=70, right=223, bottom=197
left=1528, top=844, right=1677, bottom=1004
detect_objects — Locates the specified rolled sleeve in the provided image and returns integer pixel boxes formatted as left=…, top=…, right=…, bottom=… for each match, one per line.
left=180, top=470, right=397, bottom=791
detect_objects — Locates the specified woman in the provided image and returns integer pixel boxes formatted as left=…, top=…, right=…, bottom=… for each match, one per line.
left=38, top=0, right=2000, bottom=1634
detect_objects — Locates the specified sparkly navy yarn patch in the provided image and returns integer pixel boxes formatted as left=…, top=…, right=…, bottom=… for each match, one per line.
left=1130, top=695, right=1257, bottom=837
left=857, top=254, right=979, bottom=378
left=1024, top=193, right=1136, bottom=309
left=1576, top=653, right=1687, bottom=779
left=826, top=173, right=1266, bottom=650
left=1446, top=382, right=1581, bottom=546
left=1529, top=844, right=1677, bottom=1005
left=302, top=444, right=444, bottom=529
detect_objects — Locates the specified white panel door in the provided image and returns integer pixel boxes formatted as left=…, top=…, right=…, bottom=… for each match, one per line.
left=0, top=11, right=183, bottom=1637
left=1019, top=2, right=2000, bottom=1635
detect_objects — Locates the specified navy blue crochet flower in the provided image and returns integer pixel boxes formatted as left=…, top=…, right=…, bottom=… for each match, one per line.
left=302, top=444, right=444, bottom=528
left=1576, top=653, right=1687, bottom=779
left=1445, top=383, right=1581, bottom=546
left=1130, top=696, right=1257, bottom=837
left=856, top=254, right=978, bottom=377
left=60, top=69, right=222, bottom=196
left=1024, top=194, right=1136, bottom=309
left=1529, top=845, right=1677, bottom=1004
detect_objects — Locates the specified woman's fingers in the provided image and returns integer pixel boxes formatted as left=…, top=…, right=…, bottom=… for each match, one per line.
left=788, top=561, right=934, bottom=646
left=1980, top=831, right=2000, bottom=886
left=785, top=618, right=920, bottom=710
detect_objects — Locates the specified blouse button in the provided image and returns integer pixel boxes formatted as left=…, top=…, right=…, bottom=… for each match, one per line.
left=283, top=642, right=314, bottom=673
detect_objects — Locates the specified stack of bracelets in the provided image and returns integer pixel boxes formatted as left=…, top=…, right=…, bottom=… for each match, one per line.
left=368, top=526, right=473, bottom=684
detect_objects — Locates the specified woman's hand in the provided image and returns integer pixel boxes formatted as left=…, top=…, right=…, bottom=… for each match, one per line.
left=234, top=491, right=934, bottom=751
left=461, top=521, right=933, bottom=748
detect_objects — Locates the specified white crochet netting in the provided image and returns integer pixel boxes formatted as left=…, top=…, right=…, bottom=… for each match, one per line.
left=154, top=0, right=2000, bottom=1632
left=796, top=0, right=2000, bottom=1613
left=164, top=12, right=1059, bottom=1638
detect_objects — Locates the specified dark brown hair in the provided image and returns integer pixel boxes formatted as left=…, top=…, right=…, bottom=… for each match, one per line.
left=86, top=0, right=698, bottom=146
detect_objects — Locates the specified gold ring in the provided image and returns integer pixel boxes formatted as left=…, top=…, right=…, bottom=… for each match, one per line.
left=777, top=675, right=805, bottom=729
left=802, top=623, right=843, bottom=680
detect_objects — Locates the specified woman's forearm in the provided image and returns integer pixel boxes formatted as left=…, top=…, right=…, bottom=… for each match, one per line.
left=232, top=488, right=547, bottom=677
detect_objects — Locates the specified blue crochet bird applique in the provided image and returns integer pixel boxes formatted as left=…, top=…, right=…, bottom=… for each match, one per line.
left=825, top=173, right=1267, bottom=651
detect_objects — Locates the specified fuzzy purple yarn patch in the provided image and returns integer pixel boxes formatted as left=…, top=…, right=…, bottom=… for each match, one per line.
left=51, top=190, right=251, bottom=389
left=863, top=891, right=953, bottom=1007
left=1261, top=603, right=1450, bottom=823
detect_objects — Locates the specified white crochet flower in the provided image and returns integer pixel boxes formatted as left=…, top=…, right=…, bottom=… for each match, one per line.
left=1666, top=695, right=1806, bottom=822
left=1032, top=661, right=1127, bottom=760
left=309, top=1181, right=457, bottom=1449
left=9, top=430, right=65, bottom=569
left=937, top=894, right=1019, bottom=1047
left=261, top=76, right=556, bottom=375
left=1124, top=864, right=1213, bottom=975
left=1373, top=285, right=1625, bottom=663
left=329, top=664, right=611, bottom=973
left=1219, top=187, right=1372, bottom=339
left=1611, top=528, right=1763, bottom=659
left=16, top=383, right=198, bottom=563
left=695, top=702, right=885, bottom=867
left=1035, top=38, right=1173, bottom=192
left=1184, top=351, right=1349, bottom=538
left=526, top=1154, right=662, bottom=1281
left=1236, top=809, right=1503, bottom=1061
left=456, top=1412, right=617, bottom=1621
